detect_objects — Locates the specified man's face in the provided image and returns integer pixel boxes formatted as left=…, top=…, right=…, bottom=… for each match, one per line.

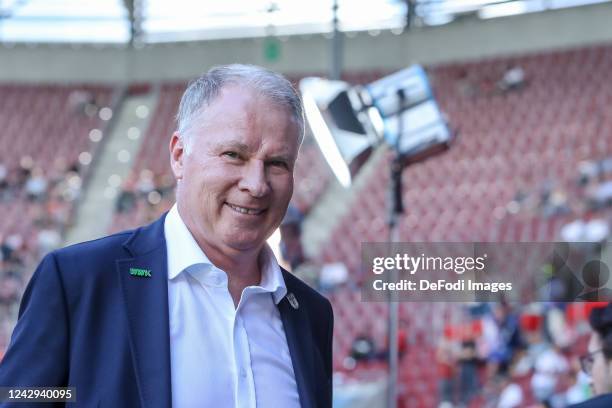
left=588, top=332, right=612, bottom=395
left=170, top=84, right=300, bottom=255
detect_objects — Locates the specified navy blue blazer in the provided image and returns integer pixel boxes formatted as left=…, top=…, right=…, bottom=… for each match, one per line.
left=0, top=213, right=333, bottom=408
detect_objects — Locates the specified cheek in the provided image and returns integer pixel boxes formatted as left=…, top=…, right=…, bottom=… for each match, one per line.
left=180, top=177, right=221, bottom=218
left=271, top=175, right=293, bottom=200
left=189, top=167, right=232, bottom=198
left=593, top=360, right=608, bottom=392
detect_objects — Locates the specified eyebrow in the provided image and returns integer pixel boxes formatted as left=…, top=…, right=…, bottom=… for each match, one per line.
left=267, top=154, right=293, bottom=163
left=214, top=141, right=295, bottom=162
left=213, top=141, right=250, bottom=154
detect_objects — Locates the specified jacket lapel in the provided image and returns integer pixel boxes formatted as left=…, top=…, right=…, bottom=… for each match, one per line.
left=117, top=214, right=172, bottom=408
left=278, top=281, right=316, bottom=408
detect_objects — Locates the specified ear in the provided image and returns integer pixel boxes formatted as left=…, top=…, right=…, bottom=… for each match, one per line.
left=170, top=132, right=185, bottom=182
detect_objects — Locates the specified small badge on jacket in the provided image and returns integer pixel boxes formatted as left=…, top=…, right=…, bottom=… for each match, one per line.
left=286, top=292, right=299, bottom=309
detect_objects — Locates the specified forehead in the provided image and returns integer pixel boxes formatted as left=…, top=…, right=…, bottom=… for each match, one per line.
left=202, top=85, right=291, bottom=124
left=193, top=85, right=299, bottom=146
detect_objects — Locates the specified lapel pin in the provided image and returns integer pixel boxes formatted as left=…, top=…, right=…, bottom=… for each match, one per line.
left=130, top=267, right=152, bottom=278
left=287, top=292, right=299, bottom=309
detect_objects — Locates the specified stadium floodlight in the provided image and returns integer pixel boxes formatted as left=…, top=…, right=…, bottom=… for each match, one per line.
left=301, top=65, right=452, bottom=190
left=302, top=65, right=453, bottom=408
left=300, top=77, right=378, bottom=187
left=365, top=64, right=452, bottom=159
left=364, top=65, right=453, bottom=408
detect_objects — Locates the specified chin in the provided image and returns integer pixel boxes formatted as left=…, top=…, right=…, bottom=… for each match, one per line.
left=224, top=235, right=265, bottom=251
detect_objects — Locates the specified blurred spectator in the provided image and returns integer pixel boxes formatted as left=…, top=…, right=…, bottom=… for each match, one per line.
left=530, top=344, right=569, bottom=404
left=496, top=371, right=524, bottom=408
left=136, top=169, right=156, bottom=196
left=578, top=158, right=612, bottom=185
left=0, top=162, right=8, bottom=198
left=1, top=234, right=24, bottom=265
left=319, top=263, right=349, bottom=292
left=45, top=195, right=70, bottom=226
left=36, top=224, right=62, bottom=255
left=0, top=166, right=16, bottom=202
left=0, top=272, right=23, bottom=312
left=53, top=170, right=82, bottom=203
left=68, top=89, right=99, bottom=117
left=16, top=157, right=32, bottom=188
left=571, top=303, right=612, bottom=407
left=0, top=237, right=9, bottom=264
left=564, top=359, right=591, bottom=405
left=112, top=171, right=176, bottom=223
left=350, top=333, right=376, bottom=362
left=279, top=205, right=305, bottom=270
left=116, top=179, right=137, bottom=214
left=547, top=305, right=573, bottom=349
left=579, top=161, right=599, bottom=187
left=25, top=167, right=48, bottom=202
left=436, top=337, right=456, bottom=405
left=539, top=182, right=571, bottom=218
left=586, top=181, right=612, bottom=210
left=523, top=314, right=548, bottom=366
left=576, top=156, right=612, bottom=211
left=561, top=219, right=610, bottom=243
left=290, top=262, right=320, bottom=289
left=458, top=339, right=480, bottom=405
left=485, top=302, right=523, bottom=376
left=498, top=65, right=526, bottom=92
left=510, top=181, right=572, bottom=218
left=154, top=173, right=176, bottom=197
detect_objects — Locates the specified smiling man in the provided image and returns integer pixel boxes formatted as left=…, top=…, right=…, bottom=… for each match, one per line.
left=0, top=65, right=334, bottom=408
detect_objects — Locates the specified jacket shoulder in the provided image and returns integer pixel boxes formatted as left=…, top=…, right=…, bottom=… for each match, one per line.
left=282, top=269, right=333, bottom=316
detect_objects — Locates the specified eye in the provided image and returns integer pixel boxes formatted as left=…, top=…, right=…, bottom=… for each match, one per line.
left=269, top=160, right=288, bottom=169
left=222, top=151, right=240, bottom=159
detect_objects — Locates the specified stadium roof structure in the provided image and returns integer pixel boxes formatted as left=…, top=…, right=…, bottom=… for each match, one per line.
left=0, top=0, right=610, bottom=44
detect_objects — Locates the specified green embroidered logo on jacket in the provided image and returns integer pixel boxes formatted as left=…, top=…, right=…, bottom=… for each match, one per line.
left=129, top=268, right=152, bottom=278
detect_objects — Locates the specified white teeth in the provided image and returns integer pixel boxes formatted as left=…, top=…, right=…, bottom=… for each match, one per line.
left=227, top=203, right=262, bottom=215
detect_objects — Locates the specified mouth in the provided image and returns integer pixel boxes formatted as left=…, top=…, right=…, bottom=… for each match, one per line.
left=225, top=202, right=266, bottom=216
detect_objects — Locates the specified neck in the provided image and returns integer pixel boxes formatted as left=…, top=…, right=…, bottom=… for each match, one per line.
left=197, top=237, right=263, bottom=283
left=176, top=203, right=266, bottom=306
left=199, top=242, right=262, bottom=308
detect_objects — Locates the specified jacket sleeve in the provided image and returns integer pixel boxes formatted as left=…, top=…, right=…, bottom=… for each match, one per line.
left=0, top=252, right=69, bottom=393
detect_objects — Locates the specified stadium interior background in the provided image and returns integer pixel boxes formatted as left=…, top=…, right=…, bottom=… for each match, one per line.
left=1, top=0, right=612, bottom=406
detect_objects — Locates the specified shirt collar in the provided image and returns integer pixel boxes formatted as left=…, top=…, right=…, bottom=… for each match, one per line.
left=164, top=203, right=211, bottom=280
left=258, top=243, right=288, bottom=304
left=164, top=203, right=287, bottom=304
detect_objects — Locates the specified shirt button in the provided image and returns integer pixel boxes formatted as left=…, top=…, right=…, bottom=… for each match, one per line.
left=241, top=368, right=247, bottom=378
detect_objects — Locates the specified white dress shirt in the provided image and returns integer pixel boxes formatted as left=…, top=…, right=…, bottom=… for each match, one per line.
left=164, top=204, right=300, bottom=408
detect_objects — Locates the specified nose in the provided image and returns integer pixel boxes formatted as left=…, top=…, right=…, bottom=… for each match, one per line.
left=238, top=159, right=270, bottom=198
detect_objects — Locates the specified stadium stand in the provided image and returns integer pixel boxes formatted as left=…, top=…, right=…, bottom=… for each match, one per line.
left=0, top=84, right=116, bottom=236
left=0, top=83, right=116, bottom=356
left=318, top=45, right=612, bottom=407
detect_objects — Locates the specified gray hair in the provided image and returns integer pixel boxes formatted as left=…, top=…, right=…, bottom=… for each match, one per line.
left=175, top=64, right=304, bottom=150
